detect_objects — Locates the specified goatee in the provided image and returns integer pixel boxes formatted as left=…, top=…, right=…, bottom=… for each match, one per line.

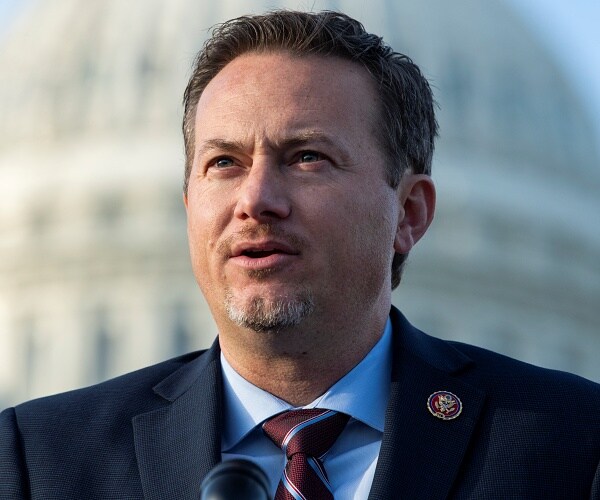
left=225, top=292, right=315, bottom=333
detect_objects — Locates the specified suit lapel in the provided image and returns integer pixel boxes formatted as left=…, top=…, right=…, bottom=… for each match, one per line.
left=133, top=340, right=223, bottom=500
left=369, top=309, right=486, bottom=500
left=131, top=310, right=485, bottom=499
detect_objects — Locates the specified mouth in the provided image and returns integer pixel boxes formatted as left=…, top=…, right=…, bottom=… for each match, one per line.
left=229, top=241, right=300, bottom=269
left=232, top=241, right=299, bottom=258
left=240, top=248, right=291, bottom=259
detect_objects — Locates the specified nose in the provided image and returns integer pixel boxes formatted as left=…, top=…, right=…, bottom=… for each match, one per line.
left=233, top=162, right=291, bottom=221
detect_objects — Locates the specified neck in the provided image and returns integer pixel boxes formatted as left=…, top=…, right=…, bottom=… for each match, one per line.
left=218, top=307, right=389, bottom=406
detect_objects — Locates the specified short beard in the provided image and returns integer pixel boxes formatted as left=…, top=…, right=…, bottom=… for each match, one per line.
left=225, top=292, right=315, bottom=333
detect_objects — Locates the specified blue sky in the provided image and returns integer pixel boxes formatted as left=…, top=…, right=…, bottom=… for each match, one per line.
left=505, top=0, right=600, bottom=146
left=0, top=0, right=20, bottom=36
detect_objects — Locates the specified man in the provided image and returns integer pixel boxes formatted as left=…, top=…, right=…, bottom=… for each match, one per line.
left=1, top=10, right=599, bottom=500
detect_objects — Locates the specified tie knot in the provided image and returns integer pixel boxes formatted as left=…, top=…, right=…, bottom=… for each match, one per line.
left=262, top=409, right=349, bottom=459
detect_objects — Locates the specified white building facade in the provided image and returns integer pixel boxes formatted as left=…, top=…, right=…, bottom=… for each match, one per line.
left=1, top=0, right=598, bottom=408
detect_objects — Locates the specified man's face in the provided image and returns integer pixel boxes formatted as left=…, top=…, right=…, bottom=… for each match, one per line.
left=185, top=52, right=402, bottom=334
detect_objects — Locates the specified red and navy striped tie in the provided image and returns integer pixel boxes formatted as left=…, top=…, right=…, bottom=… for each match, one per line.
left=262, top=409, right=350, bottom=500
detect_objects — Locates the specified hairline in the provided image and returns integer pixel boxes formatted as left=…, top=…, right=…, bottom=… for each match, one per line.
left=183, top=49, right=401, bottom=195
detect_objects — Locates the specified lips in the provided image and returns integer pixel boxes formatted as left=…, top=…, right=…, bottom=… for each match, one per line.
left=230, top=240, right=299, bottom=258
left=229, top=240, right=300, bottom=270
left=241, top=248, right=283, bottom=258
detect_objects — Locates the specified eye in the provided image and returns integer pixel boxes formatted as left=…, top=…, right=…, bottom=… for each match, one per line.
left=212, top=157, right=235, bottom=169
left=298, top=151, right=322, bottom=163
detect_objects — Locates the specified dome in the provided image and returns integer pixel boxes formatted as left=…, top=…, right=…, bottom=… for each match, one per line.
left=0, top=0, right=598, bottom=407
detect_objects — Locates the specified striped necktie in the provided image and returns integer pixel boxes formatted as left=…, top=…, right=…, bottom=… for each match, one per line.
left=262, top=409, right=350, bottom=500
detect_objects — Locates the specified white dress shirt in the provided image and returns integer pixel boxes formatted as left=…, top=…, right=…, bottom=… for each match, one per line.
left=221, top=319, right=392, bottom=500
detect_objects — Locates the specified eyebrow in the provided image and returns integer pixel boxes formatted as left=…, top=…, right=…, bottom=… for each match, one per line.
left=274, top=131, right=341, bottom=151
left=196, top=131, right=348, bottom=157
left=195, top=138, right=247, bottom=158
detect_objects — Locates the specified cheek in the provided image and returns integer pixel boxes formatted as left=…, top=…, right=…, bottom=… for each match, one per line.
left=348, top=194, right=398, bottom=260
left=186, top=194, right=229, bottom=264
left=188, top=184, right=231, bottom=229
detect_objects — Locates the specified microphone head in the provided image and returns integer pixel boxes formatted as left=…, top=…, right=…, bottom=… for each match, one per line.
left=200, top=459, right=271, bottom=500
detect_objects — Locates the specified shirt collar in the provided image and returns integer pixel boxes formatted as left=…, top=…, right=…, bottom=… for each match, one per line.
left=221, top=318, right=392, bottom=451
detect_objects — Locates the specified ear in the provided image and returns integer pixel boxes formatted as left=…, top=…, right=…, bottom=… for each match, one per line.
left=394, top=174, right=436, bottom=254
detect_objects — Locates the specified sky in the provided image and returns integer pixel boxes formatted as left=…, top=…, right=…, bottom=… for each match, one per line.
left=505, top=0, right=600, bottom=146
left=0, top=0, right=20, bottom=36
left=1, top=0, right=599, bottom=144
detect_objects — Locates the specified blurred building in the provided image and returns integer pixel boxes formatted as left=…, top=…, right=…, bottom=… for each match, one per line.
left=1, top=0, right=599, bottom=408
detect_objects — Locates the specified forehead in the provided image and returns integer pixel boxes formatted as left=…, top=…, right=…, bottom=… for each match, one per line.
left=204, top=50, right=377, bottom=96
left=194, top=51, right=381, bottom=140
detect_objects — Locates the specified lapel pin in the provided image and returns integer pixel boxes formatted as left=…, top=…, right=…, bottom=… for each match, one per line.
left=427, top=391, right=462, bottom=420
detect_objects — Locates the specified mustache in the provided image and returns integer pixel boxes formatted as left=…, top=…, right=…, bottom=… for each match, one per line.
left=218, top=224, right=307, bottom=257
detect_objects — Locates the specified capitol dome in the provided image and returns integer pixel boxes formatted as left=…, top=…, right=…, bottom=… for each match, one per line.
left=1, top=0, right=599, bottom=407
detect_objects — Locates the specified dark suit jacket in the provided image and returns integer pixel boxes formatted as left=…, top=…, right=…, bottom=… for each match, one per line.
left=1, top=308, right=599, bottom=499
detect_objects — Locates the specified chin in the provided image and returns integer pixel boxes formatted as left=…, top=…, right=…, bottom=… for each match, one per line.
left=224, top=291, right=315, bottom=333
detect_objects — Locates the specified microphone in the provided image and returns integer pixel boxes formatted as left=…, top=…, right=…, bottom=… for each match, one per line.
left=200, top=459, right=271, bottom=500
